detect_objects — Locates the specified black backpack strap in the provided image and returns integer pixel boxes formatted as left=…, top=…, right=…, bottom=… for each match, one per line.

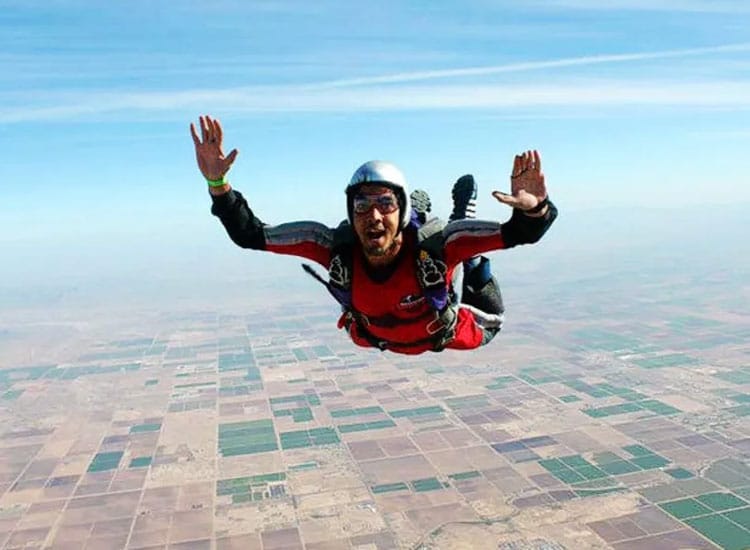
left=300, top=220, right=355, bottom=309
left=415, top=217, right=452, bottom=310
left=413, top=216, right=458, bottom=349
left=327, top=220, right=356, bottom=307
left=301, top=263, right=348, bottom=308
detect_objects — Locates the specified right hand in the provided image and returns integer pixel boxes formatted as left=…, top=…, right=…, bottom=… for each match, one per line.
left=492, top=150, right=548, bottom=215
left=190, top=115, right=239, bottom=181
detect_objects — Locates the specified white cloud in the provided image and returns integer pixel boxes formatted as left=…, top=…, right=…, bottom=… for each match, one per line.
left=688, top=129, right=750, bottom=139
left=3, top=80, right=750, bottom=122
left=306, top=43, right=750, bottom=89
left=539, top=0, right=750, bottom=13
left=3, top=42, right=750, bottom=122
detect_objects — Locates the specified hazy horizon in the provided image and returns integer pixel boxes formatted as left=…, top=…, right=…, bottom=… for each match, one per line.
left=3, top=199, right=747, bottom=291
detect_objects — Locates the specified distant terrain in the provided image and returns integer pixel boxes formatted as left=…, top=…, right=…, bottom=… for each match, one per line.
left=1, top=204, right=749, bottom=549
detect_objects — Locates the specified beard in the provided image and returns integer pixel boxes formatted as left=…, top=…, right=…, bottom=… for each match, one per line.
left=362, top=235, right=401, bottom=265
left=362, top=225, right=390, bottom=256
left=364, top=241, right=390, bottom=256
left=356, top=219, right=403, bottom=266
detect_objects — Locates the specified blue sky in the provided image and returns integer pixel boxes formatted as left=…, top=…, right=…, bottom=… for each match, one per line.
left=2, top=0, right=749, bottom=284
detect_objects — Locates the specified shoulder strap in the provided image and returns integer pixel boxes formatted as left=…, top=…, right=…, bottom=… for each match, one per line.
left=417, top=216, right=445, bottom=242
left=300, top=220, right=354, bottom=309
left=328, top=220, right=355, bottom=306
left=415, top=216, right=451, bottom=311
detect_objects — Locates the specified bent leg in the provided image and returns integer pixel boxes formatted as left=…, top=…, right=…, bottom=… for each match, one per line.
left=461, top=256, right=504, bottom=316
left=448, top=176, right=503, bottom=346
left=410, top=189, right=432, bottom=225
left=449, top=175, right=478, bottom=221
left=460, top=302, right=503, bottom=346
left=480, top=325, right=502, bottom=346
left=460, top=256, right=504, bottom=347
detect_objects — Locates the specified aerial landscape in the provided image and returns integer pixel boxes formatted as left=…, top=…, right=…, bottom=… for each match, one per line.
left=3, top=1, right=750, bottom=549
left=2, top=231, right=749, bottom=550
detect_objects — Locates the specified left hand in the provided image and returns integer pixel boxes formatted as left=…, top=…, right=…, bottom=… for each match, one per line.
left=492, top=150, right=548, bottom=214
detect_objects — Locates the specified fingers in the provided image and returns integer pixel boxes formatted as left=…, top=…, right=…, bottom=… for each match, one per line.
left=192, top=114, right=226, bottom=147
left=523, top=150, right=536, bottom=172
left=522, top=150, right=533, bottom=173
left=511, top=150, right=542, bottom=176
left=511, top=155, right=522, bottom=177
left=190, top=123, right=200, bottom=146
left=512, top=151, right=531, bottom=177
left=200, top=115, right=210, bottom=143
left=226, top=148, right=239, bottom=166
left=208, top=118, right=221, bottom=143
left=492, top=190, right=520, bottom=208
left=494, top=188, right=541, bottom=209
left=215, top=118, right=223, bottom=143
left=494, top=190, right=539, bottom=211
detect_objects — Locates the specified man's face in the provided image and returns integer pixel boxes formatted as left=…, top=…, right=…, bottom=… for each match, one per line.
left=351, top=184, right=402, bottom=263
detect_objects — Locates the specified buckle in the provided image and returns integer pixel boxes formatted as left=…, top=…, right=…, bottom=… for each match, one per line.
left=357, top=312, right=371, bottom=327
left=433, top=326, right=456, bottom=351
left=425, top=315, right=445, bottom=335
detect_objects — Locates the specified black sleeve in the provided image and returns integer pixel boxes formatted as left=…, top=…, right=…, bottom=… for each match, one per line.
left=210, top=189, right=267, bottom=250
left=500, top=200, right=558, bottom=247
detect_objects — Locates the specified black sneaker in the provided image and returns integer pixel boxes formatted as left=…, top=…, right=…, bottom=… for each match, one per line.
left=410, top=189, right=432, bottom=223
left=449, top=174, right=477, bottom=221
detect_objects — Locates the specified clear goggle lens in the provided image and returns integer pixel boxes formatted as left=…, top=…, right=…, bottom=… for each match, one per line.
left=353, top=193, right=398, bottom=214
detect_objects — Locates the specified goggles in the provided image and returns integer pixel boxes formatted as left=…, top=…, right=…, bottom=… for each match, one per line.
left=352, top=192, right=399, bottom=215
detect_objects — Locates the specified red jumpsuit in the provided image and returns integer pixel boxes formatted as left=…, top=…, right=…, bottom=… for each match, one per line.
left=211, top=190, right=557, bottom=354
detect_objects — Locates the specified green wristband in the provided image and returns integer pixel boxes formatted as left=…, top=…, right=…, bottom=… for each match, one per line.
left=206, top=175, right=227, bottom=188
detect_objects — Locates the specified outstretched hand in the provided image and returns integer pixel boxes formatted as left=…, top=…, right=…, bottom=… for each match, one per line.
left=190, top=115, right=239, bottom=181
left=492, top=150, right=548, bottom=215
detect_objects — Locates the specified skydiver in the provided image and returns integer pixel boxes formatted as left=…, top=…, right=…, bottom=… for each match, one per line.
left=190, top=115, right=557, bottom=355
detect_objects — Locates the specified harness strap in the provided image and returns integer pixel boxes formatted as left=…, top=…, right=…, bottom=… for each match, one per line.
left=352, top=308, right=436, bottom=328
left=304, top=262, right=456, bottom=345
left=345, top=304, right=458, bottom=352
left=302, top=263, right=349, bottom=308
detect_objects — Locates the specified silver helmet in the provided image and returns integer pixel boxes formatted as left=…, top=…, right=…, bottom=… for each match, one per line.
left=346, top=160, right=411, bottom=229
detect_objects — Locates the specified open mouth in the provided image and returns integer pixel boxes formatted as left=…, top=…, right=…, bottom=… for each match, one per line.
left=365, top=228, right=386, bottom=245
